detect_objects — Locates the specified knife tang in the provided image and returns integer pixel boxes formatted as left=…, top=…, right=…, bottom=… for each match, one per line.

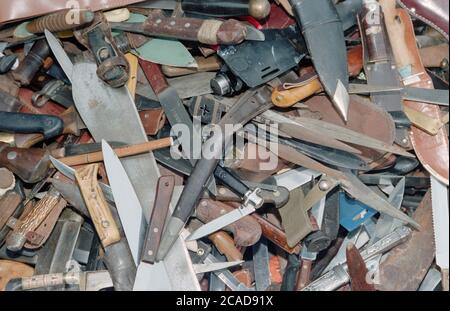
left=142, top=175, right=175, bottom=264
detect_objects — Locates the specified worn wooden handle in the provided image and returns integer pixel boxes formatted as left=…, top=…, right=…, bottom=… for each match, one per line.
left=6, top=188, right=62, bottom=251
left=125, top=53, right=138, bottom=99
left=75, top=164, right=120, bottom=248
left=272, top=78, right=323, bottom=108
left=209, top=231, right=243, bottom=262
left=161, top=56, right=222, bottom=77
left=59, top=137, right=173, bottom=166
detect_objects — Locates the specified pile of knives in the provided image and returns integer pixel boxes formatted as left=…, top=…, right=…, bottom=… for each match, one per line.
left=0, top=0, right=448, bottom=292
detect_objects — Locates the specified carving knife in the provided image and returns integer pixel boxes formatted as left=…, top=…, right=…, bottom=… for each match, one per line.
left=102, top=140, right=145, bottom=265
left=430, top=176, right=449, bottom=291
left=45, top=30, right=161, bottom=221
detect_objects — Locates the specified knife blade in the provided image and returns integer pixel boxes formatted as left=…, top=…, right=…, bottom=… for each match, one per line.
left=44, top=30, right=74, bottom=84
left=348, top=84, right=449, bottom=106
left=430, top=176, right=449, bottom=291
left=102, top=140, right=145, bottom=265
left=186, top=188, right=264, bottom=241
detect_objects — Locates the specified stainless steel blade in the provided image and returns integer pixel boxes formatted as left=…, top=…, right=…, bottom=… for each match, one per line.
left=133, top=189, right=201, bottom=291
left=49, top=156, right=115, bottom=203
left=349, top=83, right=449, bottom=106
left=430, top=176, right=449, bottom=286
left=193, top=261, right=244, bottom=274
left=369, top=177, right=406, bottom=245
left=186, top=203, right=257, bottom=241
left=44, top=30, right=74, bottom=84
left=102, top=140, right=144, bottom=265
left=70, top=61, right=161, bottom=222
left=204, top=254, right=255, bottom=291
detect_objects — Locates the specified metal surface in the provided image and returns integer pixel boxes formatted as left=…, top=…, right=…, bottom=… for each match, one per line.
left=46, top=30, right=161, bottom=222
left=430, top=176, right=449, bottom=290
left=102, top=140, right=144, bottom=265
left=252, top=237, right=271, bottom=291
left=186, top=189, right=264, bottom=241
left=302, top=226, right=412, bottom=291
left=349, top=84, right=449, bottom=106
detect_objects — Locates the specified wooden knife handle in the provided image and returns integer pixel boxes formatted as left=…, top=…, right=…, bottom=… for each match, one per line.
left=208, top=231, right=243, bottom=262
left=75, top=164, right=120, bottom=248
left=142, top=175, right=175, bottom=263
left=6, top=188, right=62, bottom=252
left=272, top=77, right=323, bottom=108
left=59, top=137, right=173, bottom=166
left=26, top=9, right=94, bottom=34
left=143, top=12, right=246, bottom=45
left=196, top=199, right=262, bottom=247
left=138, top=58, right=169, bottom=95
left=0, top=142, right=50, bottom=183
left=379, top=0, right=415, bottom=73
left=161, top=56, right=222, bottom=77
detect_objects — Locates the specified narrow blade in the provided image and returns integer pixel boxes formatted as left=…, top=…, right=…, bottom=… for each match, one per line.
left=102, top=140, right=144, bottom=265
left=44, top=30, right=74, bottom=83
left=193, top=261, right=244, bottom=274
left=186, top=205, right=256, bottom=241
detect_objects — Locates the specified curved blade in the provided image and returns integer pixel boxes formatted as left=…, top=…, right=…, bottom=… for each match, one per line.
left=102, top=140, right=144, bottom=265
left=44, top=30, right=73, bottom=83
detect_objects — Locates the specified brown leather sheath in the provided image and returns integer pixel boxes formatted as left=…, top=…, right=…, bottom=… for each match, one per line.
left=398, top=9, right=449, bottom=185
left=138, top=108, right=166, bottom=136
left=398, top=0, right=449, bottom=40
left=304, top=95, right=396, bottom=161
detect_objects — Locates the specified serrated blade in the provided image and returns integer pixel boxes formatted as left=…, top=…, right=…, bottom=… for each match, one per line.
left=430, top=176, right=449, bottom=277
left=102, top=140, right=144, bottom=265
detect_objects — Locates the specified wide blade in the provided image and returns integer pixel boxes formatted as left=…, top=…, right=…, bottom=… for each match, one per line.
left=102, top=140, right=144, bottom=265
left=186, top=204, right=256, bottom=241
left=44, top=30, right=74, bottom=83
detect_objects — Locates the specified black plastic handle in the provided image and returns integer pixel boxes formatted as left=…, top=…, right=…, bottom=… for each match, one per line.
left=182, top=0, right=251, bottom=17
left=0, top=111, right=64, bottom=139
left=214, top=163, right=249, bottom=198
